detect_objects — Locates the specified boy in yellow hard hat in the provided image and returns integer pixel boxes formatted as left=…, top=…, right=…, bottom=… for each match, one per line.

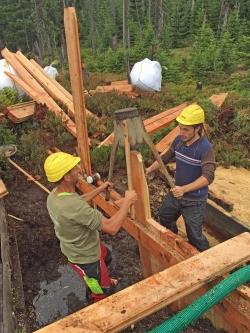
left=44, top=152, right=137, bottom=302
left=146, top=104, right=216, bottom=251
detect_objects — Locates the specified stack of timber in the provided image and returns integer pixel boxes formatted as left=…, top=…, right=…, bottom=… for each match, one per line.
left=1, top=48, right=97, bottom=139
left=89, top=79, right=141, bottom=98
left=5, top=101, right=35, bottom=123
left=0, top=179, right=8, bottom=199
left=209, top=92, right=228, bottom=108
left=98, top=102, right=188, bottom=147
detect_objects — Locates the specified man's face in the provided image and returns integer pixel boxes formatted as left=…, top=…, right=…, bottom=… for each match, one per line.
left=179, top=124, right=197, bottom=143
left=67, top=163, right=82, bottom=185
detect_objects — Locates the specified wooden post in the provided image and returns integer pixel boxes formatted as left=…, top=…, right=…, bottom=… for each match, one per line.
left=64, top=7, right=91, bottom=175
left=130, top=151, right=155, bottom=277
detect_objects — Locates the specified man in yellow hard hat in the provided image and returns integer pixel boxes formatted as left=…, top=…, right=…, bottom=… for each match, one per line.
left=146, top=104, right=216, bottom=251
left=44, top=152, right=137, bottom=302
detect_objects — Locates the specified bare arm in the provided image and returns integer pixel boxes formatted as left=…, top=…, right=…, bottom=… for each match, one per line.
left=81, top=182, right=111, bottom=203
left=100, top=190, right=137, bottom=235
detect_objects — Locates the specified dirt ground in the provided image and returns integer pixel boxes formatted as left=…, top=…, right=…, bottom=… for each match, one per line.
left=4, top=170, right=226, bottom=333
left=209, top=166, right=250, bottom=227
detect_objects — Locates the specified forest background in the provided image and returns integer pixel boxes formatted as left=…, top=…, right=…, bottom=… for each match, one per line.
left=0, top=0, right=249, bottom=171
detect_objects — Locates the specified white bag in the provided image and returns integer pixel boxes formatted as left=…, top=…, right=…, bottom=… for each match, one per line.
left=0, top=59, right=18, bottom=90
left=130, top=58, right=162, bottom=92
left=44, top=65, right=58, bottom=79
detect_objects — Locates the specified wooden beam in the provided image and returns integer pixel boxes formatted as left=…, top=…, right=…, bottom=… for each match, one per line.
left=131, top=151, right=153, bottom=277
left=34, top=232, right=250, bottom=333
left=156, top=126, right=180, bottom=153
left=6, top=101, right=35, bottom=124
left=0, top=179, right=8, bottom=199
left=5, top=72, right=77, bottom=137
left=30, top=59, right=73, bottom=101
left=64, top=7, right=91, bottom=175
left=16, top=52, right=96, bottom=119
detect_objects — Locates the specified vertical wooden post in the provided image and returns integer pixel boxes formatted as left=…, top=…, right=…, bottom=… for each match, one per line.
left=64, top=7, right=91, bottom=175
left=130, top=151, right=153, bottom=277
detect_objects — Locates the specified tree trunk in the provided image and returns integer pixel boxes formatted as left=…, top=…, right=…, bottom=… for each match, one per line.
left=90, top=0, right=97, bottom=54
left=155, top=0, right=164, bottom=37
left=109, top=0, right=117, bottom=50
left=123, top=0, right=130, bottom=82
left=146, top=0, right=151, bottom=21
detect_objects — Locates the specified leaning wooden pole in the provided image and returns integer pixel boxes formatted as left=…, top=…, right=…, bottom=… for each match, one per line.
left=64, top=7, right=91, bottom=175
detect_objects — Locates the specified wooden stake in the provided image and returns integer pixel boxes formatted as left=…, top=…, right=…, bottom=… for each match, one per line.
left=130, top=151, right=153, bottom=277
left=8, top=158, right=50, bottom=194
left=122, top=120, right=135, bottom=218
left=64, top=7, right=91, bottom=175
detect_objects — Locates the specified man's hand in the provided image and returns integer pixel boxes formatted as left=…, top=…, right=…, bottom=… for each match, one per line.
left=170, top=186, right=185, bottom=198
left=145, top=166, right=152, bottom=176
left=100, top=181, right=113, bottom=191
left=125, top=190, right=137, bottom=205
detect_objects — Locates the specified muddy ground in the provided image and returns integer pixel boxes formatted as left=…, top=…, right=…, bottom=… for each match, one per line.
left=4, top=170, right=226, bottom=333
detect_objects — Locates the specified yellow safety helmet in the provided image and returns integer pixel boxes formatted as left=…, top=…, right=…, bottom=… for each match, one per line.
left=176, top=104, right=205, bottom=126
left=44, top=152, right=81, bottom=182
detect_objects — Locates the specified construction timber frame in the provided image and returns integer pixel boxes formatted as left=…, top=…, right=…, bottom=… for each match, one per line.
left=34, top=7, right=250, bottom=333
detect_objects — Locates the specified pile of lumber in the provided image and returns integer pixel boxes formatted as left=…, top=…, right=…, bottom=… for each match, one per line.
left=0, top=179, right=8, bottom=198
left=89, top=80, right=141, bottom=98
left=5, top=101, right=35, bottom=123
left=209, top=92, right=228, bottom=108
left=1, top=48, right=97, bottom=138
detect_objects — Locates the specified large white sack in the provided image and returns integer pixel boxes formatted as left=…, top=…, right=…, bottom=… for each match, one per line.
left=44, top=65, right=58, bottom=79
left=130, top=58, right=162, bottom=92
left=0, top=59, right=18, bottom=90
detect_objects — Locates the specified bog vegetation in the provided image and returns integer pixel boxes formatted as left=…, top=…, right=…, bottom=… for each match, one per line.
left=0, top=0, right=249, bottom=175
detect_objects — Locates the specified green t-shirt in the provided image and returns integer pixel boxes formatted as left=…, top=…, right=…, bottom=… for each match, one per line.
left=47, top=190, right=103, bottom=264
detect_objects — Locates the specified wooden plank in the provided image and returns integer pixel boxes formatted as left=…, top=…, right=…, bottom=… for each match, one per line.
left=5, top=72, right=77, bottom=137
left=209, top=93, right=228, bottom=109
left=34, top=232, right=250, bottom=333
left=6, top=101, right=35, bottom=123
left=16, top=51, right=96, bottom=119
left=0, top=180, right=8, bottom=199
left=98, top=103, right=187, bottom=147
left=64, top=7, right=91, bottom=175
left=111, top=80, right=128, bottom=85
left=156, top=126, right=180, bottom=153
left=0, top=200, right=15, bottom=333
left=30, top=59, right=73, bottom=101
left=131, top=151, right=152, bottom=277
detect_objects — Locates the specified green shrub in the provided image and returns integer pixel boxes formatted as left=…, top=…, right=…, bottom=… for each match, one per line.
left=0, top=87, right=21, bottom=109
left=19, top=131, right=47, bottom=174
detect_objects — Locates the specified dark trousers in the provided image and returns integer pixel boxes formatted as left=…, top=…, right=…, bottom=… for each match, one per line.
left=159, top=192, right=209, bottom=251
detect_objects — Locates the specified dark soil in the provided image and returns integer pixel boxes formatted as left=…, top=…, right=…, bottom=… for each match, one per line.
left=4, top=170, right=226, bottom=333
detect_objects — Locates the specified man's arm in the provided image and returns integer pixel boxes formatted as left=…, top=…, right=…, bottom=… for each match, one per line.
left=81, top=182, right=112, bottom=202
left=100, top=190, right=137, bottom=235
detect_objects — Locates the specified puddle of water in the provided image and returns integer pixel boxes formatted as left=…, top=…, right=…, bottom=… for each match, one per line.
left=33, top=264, right=86, bottom=327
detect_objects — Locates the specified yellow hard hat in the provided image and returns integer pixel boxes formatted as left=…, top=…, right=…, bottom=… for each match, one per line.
left=44, top=152, right=81, bottom=182
left=176, top=104, right=205, bottom=126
